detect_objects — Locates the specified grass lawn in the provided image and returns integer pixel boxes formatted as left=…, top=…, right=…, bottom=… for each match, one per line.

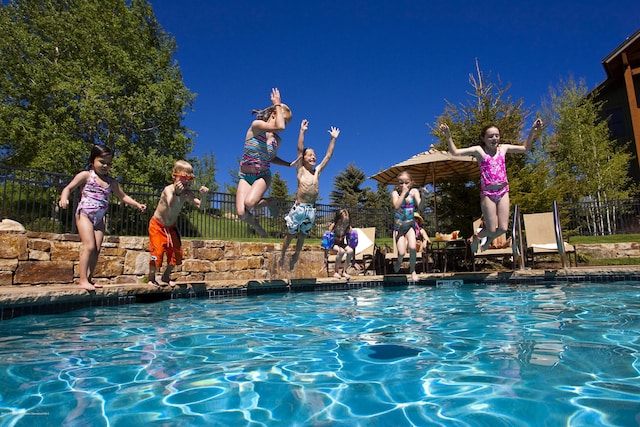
left=570, top=234, right=640, bottom=244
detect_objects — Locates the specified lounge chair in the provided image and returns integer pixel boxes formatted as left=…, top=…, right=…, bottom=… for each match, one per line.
left=470, top=218, right=513, bottom=271
left=325, top=227, right=377, bottom=276
left=522, top=211, right=577, bottom=267
left=352, top=227, right=378, bottom=275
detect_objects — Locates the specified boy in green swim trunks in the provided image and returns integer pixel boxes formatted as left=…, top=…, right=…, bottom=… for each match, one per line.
left=280, top=119, right=341, bottom=270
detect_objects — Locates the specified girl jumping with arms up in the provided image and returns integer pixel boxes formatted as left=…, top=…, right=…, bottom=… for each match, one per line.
left=236, top=88, right=295, bottom=237
left=439, top=119, right=543, bottom=252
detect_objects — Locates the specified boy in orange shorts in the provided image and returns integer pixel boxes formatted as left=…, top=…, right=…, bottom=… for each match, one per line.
left=148, top=160, right=209, bottom=287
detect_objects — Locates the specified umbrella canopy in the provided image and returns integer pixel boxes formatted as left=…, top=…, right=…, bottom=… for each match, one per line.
left=369, top=148, right=480, bottom=231
left=369, top=147, right=479, bottom=187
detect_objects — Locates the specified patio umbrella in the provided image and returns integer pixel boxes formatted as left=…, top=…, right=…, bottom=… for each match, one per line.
left=369, top=147, right=480, bottom=230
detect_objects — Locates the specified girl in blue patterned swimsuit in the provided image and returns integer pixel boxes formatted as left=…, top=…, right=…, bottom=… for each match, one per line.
left=59, top=145, right=146, bottom=291
left=236, top=88, right=295, bottom=237
left=392, top=171, right=421, bottom=282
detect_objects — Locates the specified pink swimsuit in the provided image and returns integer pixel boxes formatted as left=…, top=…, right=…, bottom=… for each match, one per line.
left=479, top=149, right=509, bottom=203
left=76, top=170, right=113, bottom=226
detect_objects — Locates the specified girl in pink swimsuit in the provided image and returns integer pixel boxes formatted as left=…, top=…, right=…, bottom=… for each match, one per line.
left=440, top=119, right=543, bottom=252
left=59, top=145, right=146, bottom=291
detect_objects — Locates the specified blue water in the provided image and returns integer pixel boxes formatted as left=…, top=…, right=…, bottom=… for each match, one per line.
left=1, top=282, right=639, bottom=427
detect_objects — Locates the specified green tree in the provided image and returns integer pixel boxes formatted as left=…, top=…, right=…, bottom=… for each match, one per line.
left=544, top=78, right=631, bottom=202
left=269, top=171, right=290, bottom=200
left=431, top=61, right=536, bottom=232
left=192, top=151, right=219, bottom=192
left=330, top=163, right=370, bottom=206
left=0, top=0, right=195, bottom=184
left=542, top=78, right=632, bottom=235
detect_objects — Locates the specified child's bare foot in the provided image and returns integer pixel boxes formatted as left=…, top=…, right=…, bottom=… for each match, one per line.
left=148, top=279, right=161, bottom=288
left=411, top=271, right=419, bottom=282
left=78, top=281, right=95, bottom=291
left=161, top=276, right=177, bottom=287
left=333, top=272, right=342, bottom=279
left=342, top=272, right=351, bottom=280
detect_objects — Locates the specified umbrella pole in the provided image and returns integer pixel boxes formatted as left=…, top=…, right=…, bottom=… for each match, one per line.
left=433, top=168, right=438, bottom=231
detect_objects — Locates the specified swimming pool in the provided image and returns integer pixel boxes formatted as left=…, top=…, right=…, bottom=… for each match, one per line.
left=0, top=281, right=639, bottom=426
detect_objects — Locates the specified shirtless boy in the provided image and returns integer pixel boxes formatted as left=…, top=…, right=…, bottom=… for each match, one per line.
left=280, top=119, right=340, bottom=270
left=148, top=160, right=209, bottom=286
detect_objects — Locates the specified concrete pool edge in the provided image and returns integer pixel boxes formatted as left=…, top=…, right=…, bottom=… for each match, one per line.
left=1, top=265, right=639, bottom=320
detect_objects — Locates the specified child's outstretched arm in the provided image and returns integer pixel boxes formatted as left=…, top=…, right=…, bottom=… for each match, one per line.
left=58, top=171, right=90, bottom=209
left=316, top=126, right=340, bottom=172
left=506, top=118, right=544, bottom=154
left=439, top=123, right=482, bottom=158
left=298, top=119, right=309, bottom=155
left=112, top=182, right=146, bottom=212
left=523, top=118, right=544, bottom=151
left=190, top=186, right=210, bottom=209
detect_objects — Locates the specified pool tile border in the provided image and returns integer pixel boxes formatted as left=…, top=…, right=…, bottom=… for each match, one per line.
left=1, top=268, right=639, bottom=321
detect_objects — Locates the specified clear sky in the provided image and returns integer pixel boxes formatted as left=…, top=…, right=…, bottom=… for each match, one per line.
left=148, top=0, right=639, bottom=201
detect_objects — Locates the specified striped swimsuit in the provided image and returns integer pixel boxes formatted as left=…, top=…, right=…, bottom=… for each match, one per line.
left=239, top=133, right=279, bottom=183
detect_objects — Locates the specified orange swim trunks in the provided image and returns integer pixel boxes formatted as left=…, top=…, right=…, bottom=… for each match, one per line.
left=148, top=216, right=182, bottom=268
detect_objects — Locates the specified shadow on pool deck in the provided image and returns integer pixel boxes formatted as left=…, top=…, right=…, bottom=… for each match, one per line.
left=1, top=265, right=639, bottom=320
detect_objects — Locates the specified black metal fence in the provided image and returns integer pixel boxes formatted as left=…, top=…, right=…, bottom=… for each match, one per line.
left=1, top=164, right=638, bottom=239
left=0, top=164, right=393, bottom=240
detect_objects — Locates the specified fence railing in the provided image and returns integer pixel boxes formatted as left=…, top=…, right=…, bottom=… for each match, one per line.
left=1, top=164, right=638, bottom=239
left=558, top=198, right=640, bottom=236
left=0, top=164, right=393, bottom=240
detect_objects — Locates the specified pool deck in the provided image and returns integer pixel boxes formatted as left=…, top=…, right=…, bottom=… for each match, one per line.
left=1, top=265, right=639, bottom=320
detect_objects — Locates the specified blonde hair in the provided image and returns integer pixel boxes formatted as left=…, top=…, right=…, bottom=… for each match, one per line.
left=172, top=160, right=194, bottom=176
left=397, top=171, right=414, bottom=184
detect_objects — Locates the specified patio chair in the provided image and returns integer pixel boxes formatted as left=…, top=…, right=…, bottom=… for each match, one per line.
left=325, top=227, right=377, bottom=276
left=522, top=211, right=577, bottom=267
left=382, top=235, right=426, bottom=274
left=352, top=227, right=378, bottom=275
left=470, top=218, right=513, bottom=271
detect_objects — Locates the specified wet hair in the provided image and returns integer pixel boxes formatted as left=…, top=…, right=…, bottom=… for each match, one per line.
left=87, top=144, right=113, bottom=169
left=251, top=103, right=292, bottom=124
left=172, top=160, right=194, bottom=176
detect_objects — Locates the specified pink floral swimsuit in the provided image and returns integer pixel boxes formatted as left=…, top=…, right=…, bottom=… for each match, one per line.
left=479, top=149, right=509, bottom=203
left=76, top=170, right=113, bottom=226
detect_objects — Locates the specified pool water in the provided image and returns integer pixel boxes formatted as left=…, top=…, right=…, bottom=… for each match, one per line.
left=1, top=282, right=639, bottom=426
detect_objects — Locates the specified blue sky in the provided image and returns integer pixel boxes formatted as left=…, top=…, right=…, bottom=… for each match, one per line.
left=149, top=0, right=639, bottom=200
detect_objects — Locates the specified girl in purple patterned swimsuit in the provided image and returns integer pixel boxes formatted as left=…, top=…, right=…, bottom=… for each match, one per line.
left=440, top=119, right=543, bottom=252
left=59, top=145, right=146, bottom=291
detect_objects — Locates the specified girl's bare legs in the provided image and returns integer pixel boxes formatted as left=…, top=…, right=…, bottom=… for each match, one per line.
left=394, top=230, right=407, bottom=273
left=480, top=193, right=510, bottom=251
left=333, top=248, right=344, bottom=278
left=406, top=228, right=418, bottom=281
left=75, top=215, right=100, bottom=291
left=236, top=177, right=270, bottom=237
left=342, top=247, right=354, bottom=279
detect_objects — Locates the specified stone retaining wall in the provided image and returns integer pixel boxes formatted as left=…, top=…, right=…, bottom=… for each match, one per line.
left=0, top=230, right=328, bottom=287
